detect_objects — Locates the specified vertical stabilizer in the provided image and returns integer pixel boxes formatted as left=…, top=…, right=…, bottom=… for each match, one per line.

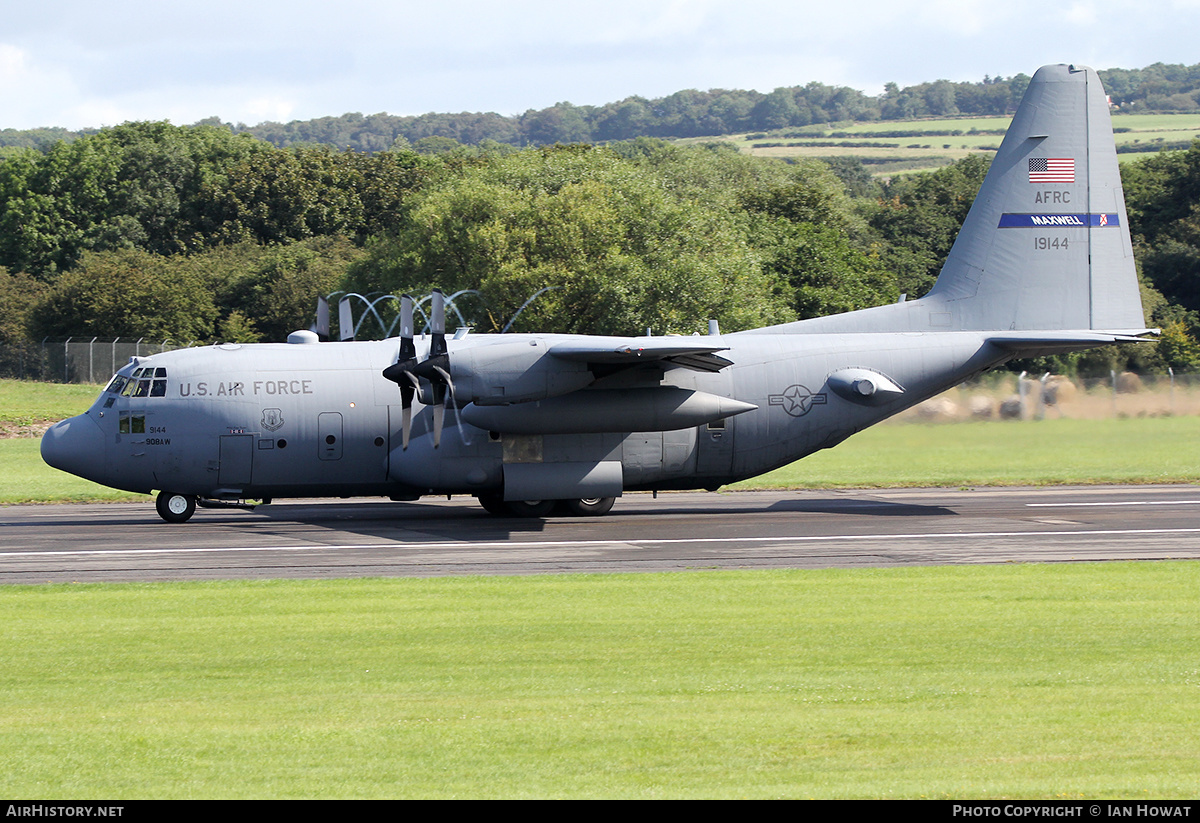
left=767, top=64, right=1146, bottom=336
left=927, top=63, right=1142, bottom=331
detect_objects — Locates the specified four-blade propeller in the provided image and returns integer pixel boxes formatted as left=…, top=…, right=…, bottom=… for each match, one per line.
left=381, top=290, right=455, bottom=449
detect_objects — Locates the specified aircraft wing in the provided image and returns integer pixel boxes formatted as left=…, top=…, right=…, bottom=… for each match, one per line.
left=548, top=339, right=733, bottom=372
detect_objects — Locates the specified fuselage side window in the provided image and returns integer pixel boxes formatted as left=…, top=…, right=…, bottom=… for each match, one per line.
left=120, top=411, right=146, bottom=433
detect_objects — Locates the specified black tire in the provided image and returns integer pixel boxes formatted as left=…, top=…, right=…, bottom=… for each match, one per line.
left=477, top=493, right=508, bottom=516
left=561, top=497, right=616, bottom=516
left=156, top=491, right=196, bottom=524
left=504, top=499, right=555, bottom=518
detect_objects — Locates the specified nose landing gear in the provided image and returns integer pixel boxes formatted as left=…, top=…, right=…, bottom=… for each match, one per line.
left=155, top=491, right=196, bottom=523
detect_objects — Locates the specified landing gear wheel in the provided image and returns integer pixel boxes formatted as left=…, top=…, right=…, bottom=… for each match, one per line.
left=156, top=491, right=196, bottom=523
left=477, top=493, right=507, bottom=516
left=504, top=499, right=555, bottom=518
left=560, top=497, right=616, bottom=516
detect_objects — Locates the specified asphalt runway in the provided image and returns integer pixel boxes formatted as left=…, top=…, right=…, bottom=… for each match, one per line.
left=4, top=485, right=1200, bottom=583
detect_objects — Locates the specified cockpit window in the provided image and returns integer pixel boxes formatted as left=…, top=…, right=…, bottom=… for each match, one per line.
left=105, top=375, right=128, bottom=394
left=118, top=367, right=168, bottom=398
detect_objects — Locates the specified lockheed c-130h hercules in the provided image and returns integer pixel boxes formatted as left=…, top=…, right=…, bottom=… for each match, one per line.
left=42, top=65, right=1155, bottom=523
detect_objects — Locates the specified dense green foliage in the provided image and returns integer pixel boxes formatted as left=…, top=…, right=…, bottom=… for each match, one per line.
left=29, top=239, right=363, bottom=344
left=1123, top=142, right=1200, bottom=314
left=863, top=154, right=992, bottom=298
left=0, top=267, right=43, bottom=376
left=197, top=147, right=432, bottom=246
left=0, top=122, right=271, bottom=277
left=1100, top=63, right=1200, bottom=112
left=1, top=84, right=1199, bottom=374
left=1119, top=141, right=1200, bottom=370
left=342, top=142, right=883, bottom=335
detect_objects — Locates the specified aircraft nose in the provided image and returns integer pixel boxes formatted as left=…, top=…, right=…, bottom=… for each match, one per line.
left=41, top=415, right=105, bottom=481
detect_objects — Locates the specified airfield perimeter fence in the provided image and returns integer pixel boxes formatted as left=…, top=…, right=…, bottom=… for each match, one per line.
left=0, top=338, right=199, bottom=384
left=4, top=338, right=1200, bottom=421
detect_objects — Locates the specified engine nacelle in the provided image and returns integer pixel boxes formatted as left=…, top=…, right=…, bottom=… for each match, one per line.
left=447, top=339, right=593, bottom=405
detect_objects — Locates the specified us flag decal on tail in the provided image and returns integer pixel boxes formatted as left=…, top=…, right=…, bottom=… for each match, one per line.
left=1029, top=157, right=1075, bottom=183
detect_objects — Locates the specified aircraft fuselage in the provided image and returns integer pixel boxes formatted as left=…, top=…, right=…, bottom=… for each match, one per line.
left=43, top=330, right=1007, bottom=507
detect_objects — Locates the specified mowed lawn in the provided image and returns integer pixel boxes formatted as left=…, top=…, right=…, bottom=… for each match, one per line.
left=2, top=564, right=1199, bottom=798
left=736, top=416, right=1200, bottom=489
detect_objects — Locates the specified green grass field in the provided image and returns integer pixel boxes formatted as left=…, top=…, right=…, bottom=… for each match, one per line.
left=737, top=416, right=1200, bottom=489
left=3, top=565, right=1199, bottom=798
left=4, top=379, right=1200, bottom=798
left=0, top=378, right=100, bottom=429
left=690, top=111, right=1200, bottom=174
left=0, top=379, right=144, bottom=502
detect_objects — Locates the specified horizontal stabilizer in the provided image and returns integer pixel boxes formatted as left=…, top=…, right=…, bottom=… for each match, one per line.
left=987, top=329, right=1158, bottom=357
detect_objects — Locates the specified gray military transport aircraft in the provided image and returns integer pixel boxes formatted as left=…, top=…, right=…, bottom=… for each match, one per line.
left=42, top=64, right=1154, bottom=522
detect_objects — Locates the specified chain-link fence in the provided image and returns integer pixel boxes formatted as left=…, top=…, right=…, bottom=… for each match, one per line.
left=0, top=338, right=199, bottom=383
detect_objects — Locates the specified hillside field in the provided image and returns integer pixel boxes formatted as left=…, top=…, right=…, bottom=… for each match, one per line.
left=681, top=111, right=1200, bottom=174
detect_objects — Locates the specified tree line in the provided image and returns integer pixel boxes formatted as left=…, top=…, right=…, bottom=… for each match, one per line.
left=5, top=64, right=1200, bottom=157
left=182, top=62, right=1200, bottom=150
left=1, top=121, right=1198, bottom=379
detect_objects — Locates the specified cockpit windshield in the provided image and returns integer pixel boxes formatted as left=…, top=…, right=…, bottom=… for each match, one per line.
left=110, top=367, right=168, bottom=398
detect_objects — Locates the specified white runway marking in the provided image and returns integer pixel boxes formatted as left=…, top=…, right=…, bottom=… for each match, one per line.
left=8, top=526, right=1200, bottom=558
left=1027, top=500, right=1200, bottom=507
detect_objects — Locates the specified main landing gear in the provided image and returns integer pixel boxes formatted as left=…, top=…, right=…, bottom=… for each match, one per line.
left=559, top=497, right=616, bottom=516
left=476, top=494, right=615, bottom=518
